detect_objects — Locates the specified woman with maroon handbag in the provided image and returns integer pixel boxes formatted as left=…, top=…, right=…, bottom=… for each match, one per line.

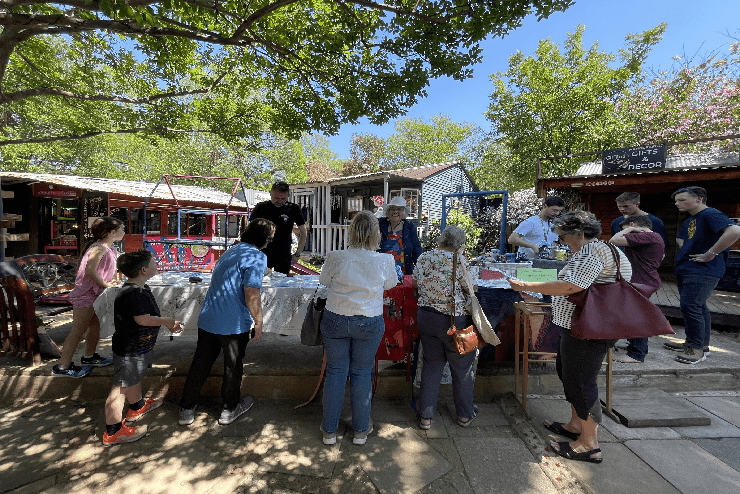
left=509, top=211, right=632, bottom=464
left=412, top=225, right=478, bottom=430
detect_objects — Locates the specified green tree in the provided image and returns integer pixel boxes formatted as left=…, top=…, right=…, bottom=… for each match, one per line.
left=0, top=0, right=573, bottom=148
left=485, top=23, right=666, bottom=189
left=382, top=115, right=483, bottom=169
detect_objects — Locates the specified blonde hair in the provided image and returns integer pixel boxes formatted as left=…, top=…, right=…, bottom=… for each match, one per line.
left=348, top=211, right=381, bottom=250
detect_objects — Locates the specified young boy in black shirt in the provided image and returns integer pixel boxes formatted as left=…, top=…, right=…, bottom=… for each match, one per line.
left=103, top=250, right=183, bottom=445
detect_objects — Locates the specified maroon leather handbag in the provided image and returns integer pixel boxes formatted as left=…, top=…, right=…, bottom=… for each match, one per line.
left=567, top=242, right=675, bottom=340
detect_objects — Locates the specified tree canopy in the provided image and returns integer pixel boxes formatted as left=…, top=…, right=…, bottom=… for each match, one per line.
left=484, top=23, right=666, bottom=188
left=0, top=0, right=573, bottom=148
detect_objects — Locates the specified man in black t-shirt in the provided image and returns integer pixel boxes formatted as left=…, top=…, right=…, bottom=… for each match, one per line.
left=249, top=181, right=307, bottom=274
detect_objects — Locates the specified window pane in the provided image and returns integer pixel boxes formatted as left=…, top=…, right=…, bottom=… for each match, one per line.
left=130, top=209, right=143, bottom=234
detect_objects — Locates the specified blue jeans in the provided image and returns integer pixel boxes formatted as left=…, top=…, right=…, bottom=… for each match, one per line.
left=417, top=307, right=476, bottom=421
left=626, top=337, right=648, bottom=362
left=320, top=310, right=384, bottom=434
left=676, top=273, right=720, bottom=349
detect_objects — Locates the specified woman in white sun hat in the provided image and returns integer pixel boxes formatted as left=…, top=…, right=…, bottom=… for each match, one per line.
left=377, top=196, right=423, bottom=275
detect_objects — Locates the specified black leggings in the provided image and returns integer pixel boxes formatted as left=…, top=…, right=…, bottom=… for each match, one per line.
left=554, top=323, right=615, bottom=423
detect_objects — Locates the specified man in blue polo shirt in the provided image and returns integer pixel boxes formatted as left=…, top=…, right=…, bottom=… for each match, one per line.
left=665, top=186, right=740, bottom=364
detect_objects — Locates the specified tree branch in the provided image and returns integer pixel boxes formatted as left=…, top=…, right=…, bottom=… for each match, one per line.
left=0, top=126, right=214, bottom=146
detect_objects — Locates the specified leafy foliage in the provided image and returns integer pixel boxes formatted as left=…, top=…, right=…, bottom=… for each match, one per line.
left=484, top=24, right=666, bottom=187
left=1, top=0, right=574, bottom=148
left=421, top=209, right=482, bottom=257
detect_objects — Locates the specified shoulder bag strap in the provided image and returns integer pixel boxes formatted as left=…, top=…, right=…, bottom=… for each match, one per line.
left=603, top=241, right=623, bottom=281
left=450, top=251, right=457, bottom=328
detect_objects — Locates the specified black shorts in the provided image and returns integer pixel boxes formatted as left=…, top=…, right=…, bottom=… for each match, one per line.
left=111, top=352, right=153, bottom=388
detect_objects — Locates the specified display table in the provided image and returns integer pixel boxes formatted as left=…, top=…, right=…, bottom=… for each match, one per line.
left=94, top=272, right=326, bottom=338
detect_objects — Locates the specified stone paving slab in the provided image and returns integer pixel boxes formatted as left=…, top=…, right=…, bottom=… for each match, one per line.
left=606, top=388, right=711, bottom=427
left=444, top=400, right=510, bottom=427
left=557, top=442, right=681, bottom=494
left=684, top=395, right=740, bottom=428
left=693, top=438, right=740, bottom=473
left=598, top=415, right=682, bottom=441
left=351, top=423, right=453, bottom=494
left=626, top=439, right=740, bottom=493
left=671, top=400, right=740, bottom=438
left=455, top=437, right=557, bottom=494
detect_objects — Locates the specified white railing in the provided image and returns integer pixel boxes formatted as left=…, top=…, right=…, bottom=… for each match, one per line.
left=311, top=224, right=349, bottom=256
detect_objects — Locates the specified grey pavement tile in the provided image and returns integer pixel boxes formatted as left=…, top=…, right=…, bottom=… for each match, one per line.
left=455, top=437, right=557, bottom=494
left=350, top=423, right=452, bottom=494
left=606, top=388, right=711, bottom=428
left=626, top=439, right=740, bottom=493
left=671, top=400, right=740, bottom=438
left=370, top=398, right=418, bottom=423
left=554, top=442, right=680, bottom=494
left=599, top=416, right=682, bottom=441
left=444, top=400, right=509, bottom=427
left=249, top=419, right=342, bottom=478
left=693, top=438, right=740, bottom=473
left=685, top=395, right=740, bottom=428
left=423, top=469, right=475, bottom=494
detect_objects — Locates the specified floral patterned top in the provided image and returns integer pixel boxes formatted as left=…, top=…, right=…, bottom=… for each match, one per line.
left=380, top=231, right=406, bottom=273
left=413, top=249, right=472, bottom=316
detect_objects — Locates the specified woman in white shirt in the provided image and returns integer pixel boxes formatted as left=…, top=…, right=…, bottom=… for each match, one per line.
left=318, top=211, right=398, bottom=446
left=509, top=210, right=631, bottom=464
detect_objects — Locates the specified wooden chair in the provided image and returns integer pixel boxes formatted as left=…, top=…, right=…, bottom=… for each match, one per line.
left=0, top=275, right=41, bottom=365
left=514, top=300, right=613, bottom=414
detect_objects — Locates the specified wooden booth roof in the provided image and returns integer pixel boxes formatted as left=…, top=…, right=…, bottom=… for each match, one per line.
left=0, top=172, right=249, bottom=209
left=537, top=151, right=740, bottom=195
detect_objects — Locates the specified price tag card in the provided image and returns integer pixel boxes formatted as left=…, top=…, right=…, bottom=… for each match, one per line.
left=516, top=268, right=558, bottom=282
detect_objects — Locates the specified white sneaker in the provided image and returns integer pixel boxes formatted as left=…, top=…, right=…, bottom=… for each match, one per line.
left=353, top=425, right=373, bottom=445
left=320, top=426, right=337, bottom=445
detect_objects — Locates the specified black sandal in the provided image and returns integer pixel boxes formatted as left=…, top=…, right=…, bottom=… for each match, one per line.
left=550, top=441, right=602, bottom=464
left=543, top=420, right=579, bottom=441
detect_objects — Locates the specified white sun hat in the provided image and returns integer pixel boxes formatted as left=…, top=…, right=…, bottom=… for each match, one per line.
left=385, top=196, right=410, bottom=217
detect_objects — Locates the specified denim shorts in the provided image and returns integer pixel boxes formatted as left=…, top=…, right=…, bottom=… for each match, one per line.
left=111, top=352, right=153, bottom=388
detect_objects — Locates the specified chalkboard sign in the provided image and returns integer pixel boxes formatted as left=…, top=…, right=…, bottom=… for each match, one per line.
left=602, top=145, right=665, bottom=174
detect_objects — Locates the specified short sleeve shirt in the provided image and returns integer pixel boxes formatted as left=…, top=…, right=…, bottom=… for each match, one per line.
left=551, top=242, right=632, bottom=329
left=413, top=249, right=473, bottom=316
left=675, top=207, right=735, bottom=278
left=623, top=231, right=664, bottom=290
left=113, top=283, right=161, bottom=356
left=513, top=215, right=559, bottom=259
left=198, top=242, right=267, bottom=335
left=249, top=200, right=305, bottom=263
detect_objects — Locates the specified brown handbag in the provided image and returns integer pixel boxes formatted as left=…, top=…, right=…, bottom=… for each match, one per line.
left=447, top=251, right=486, bottom=354
left=567, top=242, right=675, bottom=340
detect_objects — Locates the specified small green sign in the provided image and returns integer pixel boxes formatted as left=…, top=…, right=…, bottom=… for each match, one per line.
left=516, top=268, right=558, bottom=282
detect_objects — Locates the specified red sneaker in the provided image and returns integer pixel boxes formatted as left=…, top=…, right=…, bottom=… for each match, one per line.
left=125, top=398, right=163, bottom=422
left=102, top=423, right=148, bottom=445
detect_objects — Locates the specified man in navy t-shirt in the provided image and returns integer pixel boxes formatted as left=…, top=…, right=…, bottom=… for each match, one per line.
left=665, top=186, right=740, bottom=364
left=610, top=191, right=669, bottom=250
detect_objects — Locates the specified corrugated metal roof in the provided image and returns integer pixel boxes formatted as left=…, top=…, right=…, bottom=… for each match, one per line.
left=0, top=172, right=249, bottom=208
left=295, top=161, right=462, bottom=186
left=573, top=151, right=740, bottom=177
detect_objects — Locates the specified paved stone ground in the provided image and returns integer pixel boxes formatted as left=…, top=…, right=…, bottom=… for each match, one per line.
left=5, top=390, right=740, bottom=494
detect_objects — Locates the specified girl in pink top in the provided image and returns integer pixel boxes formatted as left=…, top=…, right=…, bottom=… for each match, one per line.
left=53, top=217, right=125, bottom=378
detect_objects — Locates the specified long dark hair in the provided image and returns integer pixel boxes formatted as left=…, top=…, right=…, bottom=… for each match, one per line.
left=80, top=216, right=123, bottom=259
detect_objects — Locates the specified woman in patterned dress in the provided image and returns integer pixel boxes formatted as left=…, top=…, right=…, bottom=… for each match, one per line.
left=509, top=211, right=632, bottom=464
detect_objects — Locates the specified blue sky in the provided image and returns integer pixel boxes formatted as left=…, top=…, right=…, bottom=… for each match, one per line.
left=326, top=0, right=738, bottom=159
